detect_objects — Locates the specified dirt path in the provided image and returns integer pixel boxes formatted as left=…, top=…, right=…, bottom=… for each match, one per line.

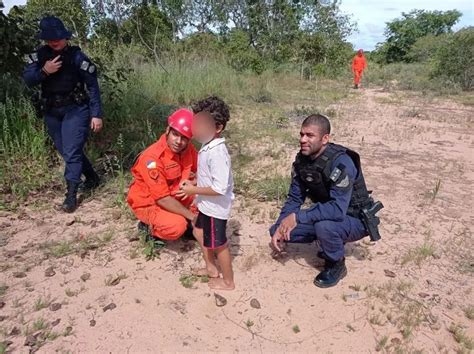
left=1, top=87, right=473, bottom=353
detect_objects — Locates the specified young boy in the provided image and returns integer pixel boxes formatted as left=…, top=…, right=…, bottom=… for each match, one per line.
left=176, top=96, right=235, bottom=291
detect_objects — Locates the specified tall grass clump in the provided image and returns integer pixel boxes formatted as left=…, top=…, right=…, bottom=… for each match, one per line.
left=0, top=97, right=57, bottom=206
left=134, top=58, right=246, bottom=106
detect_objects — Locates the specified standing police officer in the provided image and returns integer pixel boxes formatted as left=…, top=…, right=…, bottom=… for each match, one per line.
left=23, top=16, right=103, bottom=213
left=269, top=114, right=383, bottom=288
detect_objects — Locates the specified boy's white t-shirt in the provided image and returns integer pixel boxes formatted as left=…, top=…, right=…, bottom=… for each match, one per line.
left=195, top=138, right=234, bottom=220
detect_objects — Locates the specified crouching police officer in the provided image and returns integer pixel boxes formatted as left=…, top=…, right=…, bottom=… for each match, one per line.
left=22, top=16, right=103, bottom=213
left=269, top=114, right=383, bottom=288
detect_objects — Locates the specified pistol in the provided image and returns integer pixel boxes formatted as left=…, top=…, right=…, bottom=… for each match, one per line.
left=361, top=200, right=384, bottom=242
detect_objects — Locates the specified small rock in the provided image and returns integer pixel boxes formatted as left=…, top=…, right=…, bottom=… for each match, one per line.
left=80, top=273, right=91, bottom=282
left=384, top=269, right=396, bottom=278
left=4, top=250, right=17, bottom=258
left=109, top=276, right=121, bottom=286
left=0, top=315, right=8, bottom=322
left=250, top=298, right=261, bottom=309
left=111, top=210, right=122, bottom=220
left=9, top=326, right=20, bottom=336
left=90, top=319, right=96, bottom=327
left=49, top=303, right=62, bottom=312
left=391, top=337, right=401, bottom=345
left=44, top=266, right=56, bottom=277
left=12, top=271, right=27, bottom=278
left=0, top=301, right=5, bottom=309
left=64, top=326, right=73, bottom=335
left=418, top=292, right=430, bottom=298
left=24, top=335, right=37, bottom=347
left=51, top=319, right=61, bottom=327
left=214, top=293, right=227, bottom=307
left=103, top=303, right=117, bottom=312
left=65, top=218, right=75, bottom=226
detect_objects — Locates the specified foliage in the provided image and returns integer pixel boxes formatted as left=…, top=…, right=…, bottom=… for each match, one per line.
left=377, top=9, right=462, bottom=63
left=0, top=97, right=57, bottom=204
left=22, top=0, right=90, bottom=44
left=431, top=27, right=474, bottom=91
left=0, top=5, right=35, bottom=101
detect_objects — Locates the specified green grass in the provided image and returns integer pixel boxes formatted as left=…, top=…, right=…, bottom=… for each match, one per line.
left=32, top=317, right=48, bottom=331
left=0, top=342, right=7, bottom=354
left=0, top=283, right=7, bottom=296
left=401, top=240, right=437, bottom=266
left=292, top=325, right=300, bottom=333
left=375, top=335, right=389, bottom=352
left=252, top=175, right=291, bottom=203
left=33, top=295, right=52, bottom=311
left=245, top=319, right=254, bottom=329
left=463, top=305, right=474, bottom=320
left=179, top=274, right=209, bottom=289
left=0, top=97, right=58, bottom=207
left=449, top=323, right=474, bottom=351
left=40, top=232, right=115, bottom=259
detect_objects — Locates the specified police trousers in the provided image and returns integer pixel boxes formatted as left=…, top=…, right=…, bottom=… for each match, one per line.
left=44, top=103, right=94, bottom=184
left=269, top=212, right=368, bottom=261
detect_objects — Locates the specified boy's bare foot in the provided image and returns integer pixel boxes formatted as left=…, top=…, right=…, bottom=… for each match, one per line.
left=192, top=267, right=219, bottom=278
left=208, top=277, right=235, bottom=290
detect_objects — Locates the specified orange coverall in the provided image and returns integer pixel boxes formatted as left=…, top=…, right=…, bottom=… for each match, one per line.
left=127, top=134, right=198, bottom=240
left=352, top=51, right=367, bottom=86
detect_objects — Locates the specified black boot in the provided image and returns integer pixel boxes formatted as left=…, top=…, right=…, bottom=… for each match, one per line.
left=62, top=181, right=79, bottom=213
left=137, top=222, right=165, bottom=244
left=314, top=258, right=347, bottom=288
left=353, top=84, right=359, bottom=89
left=317, top=250, right=331, bottom=261
left=80, top=169, right=101, bottom=193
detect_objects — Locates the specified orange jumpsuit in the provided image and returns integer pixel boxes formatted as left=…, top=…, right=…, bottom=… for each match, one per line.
left=127, top=134, right=198, bottom=240
left=352, top=53, right=367, bottom=86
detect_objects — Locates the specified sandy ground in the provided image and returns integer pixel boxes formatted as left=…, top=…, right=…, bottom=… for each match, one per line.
left=1, top=87, right=473, bottom=353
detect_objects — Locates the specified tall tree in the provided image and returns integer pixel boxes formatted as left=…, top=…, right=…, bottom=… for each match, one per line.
left=23, top=0, right=90, bottom=45
left=380, top=9, right=462, bottom=63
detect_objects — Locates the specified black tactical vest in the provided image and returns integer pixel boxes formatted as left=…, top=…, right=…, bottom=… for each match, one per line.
left=37, top=45, right=82, bottom=97
left=293, top=143, right=371, bottom=218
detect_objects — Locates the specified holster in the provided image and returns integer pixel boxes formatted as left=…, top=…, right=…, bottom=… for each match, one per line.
left=359, top=199, right=384, bottom=242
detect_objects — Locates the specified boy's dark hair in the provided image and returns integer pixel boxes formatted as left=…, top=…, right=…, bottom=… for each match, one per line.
left=192, top=96, right=230, bottom=129
left=302, top=114, right=331, bottom=135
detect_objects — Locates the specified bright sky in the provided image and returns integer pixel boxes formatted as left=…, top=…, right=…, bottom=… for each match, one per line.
left=3, top=0, right=473, bottom=50
left=340, top=0, right=473, bottom=50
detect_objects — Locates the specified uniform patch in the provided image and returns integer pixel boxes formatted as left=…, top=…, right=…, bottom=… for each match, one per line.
left=329, top=167, right=342, bottom=182
left=80, top=60, right=90, bottom=71
left=335, top=175, right=350, bottom=188
left=148, top=169, right=159, bottom=180
left=146, top=160, right=157, bottom=169
left=88, top=65, right=96, bottom=74
left=25, top=53, right=38, bottom=64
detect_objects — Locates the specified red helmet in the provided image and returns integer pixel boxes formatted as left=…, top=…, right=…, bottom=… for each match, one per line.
left=168, top=108, right=193, bottom=139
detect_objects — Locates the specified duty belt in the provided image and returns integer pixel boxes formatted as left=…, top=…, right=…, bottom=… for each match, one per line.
left=45, top=94, right=76, bottom=108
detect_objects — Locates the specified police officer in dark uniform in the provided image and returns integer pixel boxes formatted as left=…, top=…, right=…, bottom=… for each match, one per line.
left=269, top=114, right=383, bottom=288
left=23, top=16, right=103, bottom=213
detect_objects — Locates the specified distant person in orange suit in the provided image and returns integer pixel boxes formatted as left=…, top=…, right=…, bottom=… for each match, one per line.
left=352, top=49, right=367, bottom=89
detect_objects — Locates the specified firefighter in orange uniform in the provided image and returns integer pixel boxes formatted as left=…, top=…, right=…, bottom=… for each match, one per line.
left=351, top=49, right=367, bottom=89
left=127, top=109, right=198, bottom=240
